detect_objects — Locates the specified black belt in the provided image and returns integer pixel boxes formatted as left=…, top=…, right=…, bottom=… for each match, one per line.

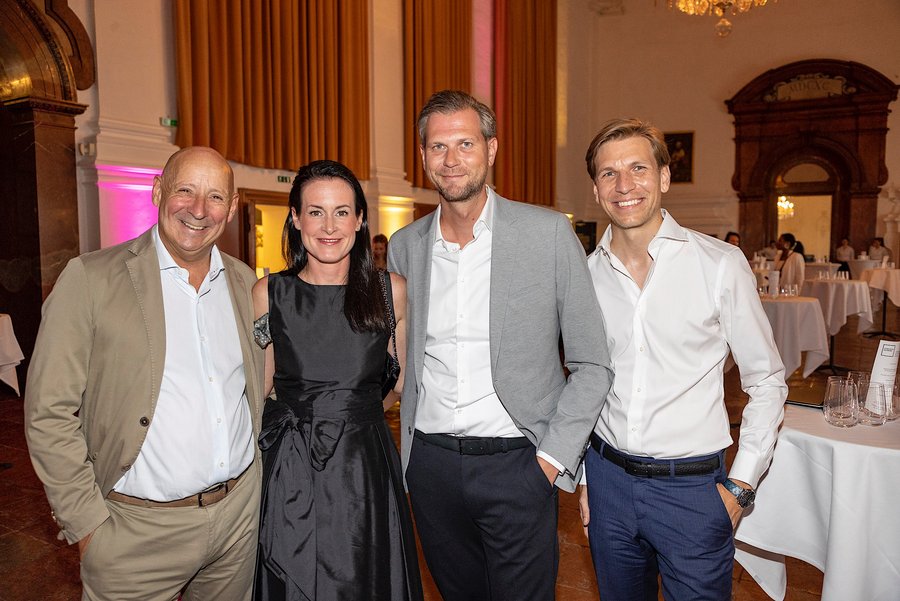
left=590, top=434, right=719, bottom=478
left=415, top=430, right=533, bottom=455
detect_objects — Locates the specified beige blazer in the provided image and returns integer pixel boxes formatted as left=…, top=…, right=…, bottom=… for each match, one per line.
left=24, top=229, right=265, bottom=544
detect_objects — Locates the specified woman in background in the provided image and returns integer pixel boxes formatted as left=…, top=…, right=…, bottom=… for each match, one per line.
left=252, top=160, right=422, bottom=601
left=775, top=232, right=805, bottom=289
left=835, top=238, right=854, bottom=273
left=372, top=233, right=389, bottom=271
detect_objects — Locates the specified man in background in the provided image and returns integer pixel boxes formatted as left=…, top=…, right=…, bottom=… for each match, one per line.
left=25, top=147, right=265, bottom=601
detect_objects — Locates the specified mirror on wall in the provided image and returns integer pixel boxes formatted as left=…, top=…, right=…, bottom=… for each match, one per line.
left=254, top=204, right=289, bottom=278
left=774, top=163, right=834, bottom=261
left=776, top=195, right=832, bottom=261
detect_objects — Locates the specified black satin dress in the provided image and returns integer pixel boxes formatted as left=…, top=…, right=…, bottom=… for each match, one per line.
left=254, top=273, right=423, bottom=601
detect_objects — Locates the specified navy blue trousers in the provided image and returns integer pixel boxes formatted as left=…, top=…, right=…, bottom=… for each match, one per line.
left=585, top=440, right=734, bottom=601
left=406, top=434, right=559, bottom=601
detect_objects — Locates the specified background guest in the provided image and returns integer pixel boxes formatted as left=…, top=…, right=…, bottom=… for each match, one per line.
left=868, top=237, right=892, bottom=262
left=724, top=231, right=741, bottom=247
left=775, top=233, right=805, bottom=289
left=835, top=238, right=854, bottom=272
left=373, top=233, right=389, bottom=271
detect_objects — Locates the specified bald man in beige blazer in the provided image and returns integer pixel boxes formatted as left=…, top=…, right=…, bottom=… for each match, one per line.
left=25, top=147, right=265, bottom=601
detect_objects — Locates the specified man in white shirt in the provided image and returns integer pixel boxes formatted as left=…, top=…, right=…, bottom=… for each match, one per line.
left=868, top=237, right=892, bottom=262
left=25, top=147, right=265, bottom=600
left=579, top=119, right=786, bottom=601
left=389, top=90, right=613, bottom=600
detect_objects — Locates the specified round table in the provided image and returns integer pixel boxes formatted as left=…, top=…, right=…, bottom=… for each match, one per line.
left=759, top=296, right=829, bottom=378
left=859, top=267, right=900, bottom=305
left=847, top=258, right=880, bottom=280
left=735, top=406, right=900, bottom=601
left=800, top=279, right=873, bottom=336
left=803, top=262, right=840, bottom=280
left=0, top=314, right=23, bottom=395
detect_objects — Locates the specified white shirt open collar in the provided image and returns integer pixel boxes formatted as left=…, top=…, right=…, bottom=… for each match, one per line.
left=432, top=187, right=495, bottom=251
left=152, top=225, right=225, bottom=282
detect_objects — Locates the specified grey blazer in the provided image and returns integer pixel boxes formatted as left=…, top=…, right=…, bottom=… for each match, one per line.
left=387, top=191, right=612, bottom=492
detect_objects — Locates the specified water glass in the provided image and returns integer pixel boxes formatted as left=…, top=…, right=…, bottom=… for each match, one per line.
left=823, top=376, right=857, bottom=427
left=858, top=382, right=888, bottom=426
left=789, top=284, right=799, bottom=296
left=888, top=383, right=900, bottom=422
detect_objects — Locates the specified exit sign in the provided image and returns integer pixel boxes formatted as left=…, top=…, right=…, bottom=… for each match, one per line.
left=277, top=175, right=290, bottom=183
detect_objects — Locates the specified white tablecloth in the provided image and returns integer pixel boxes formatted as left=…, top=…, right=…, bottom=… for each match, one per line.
left=847, top=258, right=880, bottom=280
left=735, top=406, right=900, bottom=601
left=860, top=268, right=900, bottom=307
left=759, top=297, right=829, bottom=378
left=804, top=263, right=840, bottom=280
left=0, top=314, right=24, bottom=395
left=800, top=279, right=874, bottom=336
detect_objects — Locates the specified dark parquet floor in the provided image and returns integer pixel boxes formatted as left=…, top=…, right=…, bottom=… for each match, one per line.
left=5, top=308, right=890, bottom=599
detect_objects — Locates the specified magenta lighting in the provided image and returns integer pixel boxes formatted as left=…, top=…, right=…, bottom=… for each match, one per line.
left=97, top=164, right=162, bottom=248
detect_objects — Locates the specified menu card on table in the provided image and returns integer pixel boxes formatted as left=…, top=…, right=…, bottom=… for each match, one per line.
left=867, top=340, right=898, bottom=400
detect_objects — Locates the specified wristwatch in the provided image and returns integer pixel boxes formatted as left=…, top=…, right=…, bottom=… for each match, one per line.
left=723, top=479, right=756, bottom=508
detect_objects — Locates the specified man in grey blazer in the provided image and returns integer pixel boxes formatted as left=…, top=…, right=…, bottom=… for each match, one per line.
left=25, top=147, right=265, bottom=601
left=388, top=90, right=613, bottom=600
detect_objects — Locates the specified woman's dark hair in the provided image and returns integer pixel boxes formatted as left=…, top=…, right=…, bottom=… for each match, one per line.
left=779, top=233, right=796, bottom=249
left=282, top=160, right=388, bottom=333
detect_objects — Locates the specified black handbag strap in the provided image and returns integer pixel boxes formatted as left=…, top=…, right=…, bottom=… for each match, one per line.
left=379, top=270, right=398, bottom=360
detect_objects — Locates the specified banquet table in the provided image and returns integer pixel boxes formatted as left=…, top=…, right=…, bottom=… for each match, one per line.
left=847, top=258, right=880, bottom=280
left=860, top=268, right=900, bottom=306
left=0, top=314, right=23, bottom=395
left=803, top=262, right=840, bottom=280
left=734, top=406, right=900, bottom=601
left=800, top=279, right=873, bottom=336
left=759, top=296, right=829, bottom=378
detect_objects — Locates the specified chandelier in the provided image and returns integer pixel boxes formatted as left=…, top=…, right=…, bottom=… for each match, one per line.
left=668, top=0, right=776, bottom=37
left=777, top=195, right=794, bottom=220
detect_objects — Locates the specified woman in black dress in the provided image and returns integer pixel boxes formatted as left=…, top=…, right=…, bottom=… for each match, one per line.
left=251, top=160, right=422, bottom=601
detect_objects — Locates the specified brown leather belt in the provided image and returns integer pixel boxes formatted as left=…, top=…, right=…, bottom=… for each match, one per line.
left=107, top=468, right=247, bottom=508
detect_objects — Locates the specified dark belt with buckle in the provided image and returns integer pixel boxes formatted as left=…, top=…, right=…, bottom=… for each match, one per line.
left=415, top=430, right=533, bottom=455
left=107, top=466, right=248, bottom=508
left=590, top=434, right=719, bottom=477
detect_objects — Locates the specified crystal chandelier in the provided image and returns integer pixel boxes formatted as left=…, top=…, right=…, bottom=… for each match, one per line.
left=777, top=195, right=794, bottom=221
left=668, top=0, right=776, bottom=37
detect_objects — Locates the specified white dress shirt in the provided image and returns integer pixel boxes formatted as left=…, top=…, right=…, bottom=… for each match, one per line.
left=114, top=226, right=254, bottom=500
left=835, top=245, right=855, bottom=262
left=588, top=211, right=786, bottom=487
left=417, top=192, right=522, bottom=439
left=868, top=245, right=892, bottom=262
left=775, top=250, right=805, bottom=289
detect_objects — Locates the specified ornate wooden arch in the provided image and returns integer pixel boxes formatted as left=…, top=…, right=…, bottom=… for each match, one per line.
left=726, top=59, right=898, bottom=254
left=0, top=0, right=95, bottom=374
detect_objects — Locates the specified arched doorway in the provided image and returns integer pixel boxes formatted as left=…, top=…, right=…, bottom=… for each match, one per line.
left=0, top=0, right=95, bottom=377
left=727, top=59, right=898, bottom=257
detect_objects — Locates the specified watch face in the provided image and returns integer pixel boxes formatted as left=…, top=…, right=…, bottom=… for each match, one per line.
left=737, top=489, right=756, bottom=508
